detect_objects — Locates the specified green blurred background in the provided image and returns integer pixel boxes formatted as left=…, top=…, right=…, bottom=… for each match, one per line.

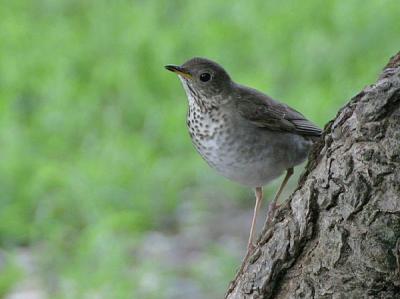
left=0, top=1, right=399, bottom=298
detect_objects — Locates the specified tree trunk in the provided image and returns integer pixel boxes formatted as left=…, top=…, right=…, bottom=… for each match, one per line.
left=225, top=52, right=400, bottom=299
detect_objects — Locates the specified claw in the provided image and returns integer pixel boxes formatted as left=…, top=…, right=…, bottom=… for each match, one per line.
left=247, top=242, right=256, bottom=254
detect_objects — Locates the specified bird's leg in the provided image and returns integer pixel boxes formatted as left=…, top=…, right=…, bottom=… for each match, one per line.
left=247, top=186, right=263, bottom=252
left=267, top=167, right=294, bottom=221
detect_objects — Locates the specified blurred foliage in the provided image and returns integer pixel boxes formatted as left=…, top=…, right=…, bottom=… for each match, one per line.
left=0, top=252, right=22, bottom=297
left=0, top=0, right=399, bottom=298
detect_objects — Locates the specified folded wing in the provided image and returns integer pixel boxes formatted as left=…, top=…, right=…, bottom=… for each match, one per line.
left=235, top=85, right=322, bottom=137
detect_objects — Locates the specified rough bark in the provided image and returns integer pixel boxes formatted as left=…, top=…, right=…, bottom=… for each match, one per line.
left=226, top=52, right=400, bottom=299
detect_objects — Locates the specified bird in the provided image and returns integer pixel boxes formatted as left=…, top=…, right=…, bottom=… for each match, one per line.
left=165, top=57, right=321, bottom=252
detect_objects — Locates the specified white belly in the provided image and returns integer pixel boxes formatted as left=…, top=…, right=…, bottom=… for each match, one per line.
left=187, top=105, right=311, bottom=187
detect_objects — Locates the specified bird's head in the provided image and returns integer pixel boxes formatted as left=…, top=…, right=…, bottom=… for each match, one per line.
left=165, top=57, right=233, bottom=110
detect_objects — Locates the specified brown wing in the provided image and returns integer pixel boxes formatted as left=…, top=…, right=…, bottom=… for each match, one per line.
left=235, top=85, right=322, bottom=137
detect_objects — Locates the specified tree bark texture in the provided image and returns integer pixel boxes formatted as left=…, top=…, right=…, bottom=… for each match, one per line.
left=226, top=52, right=400, bottom=299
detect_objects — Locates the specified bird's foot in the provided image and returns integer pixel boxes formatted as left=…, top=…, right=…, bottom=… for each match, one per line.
left=266, top=201, right=281, bottom=227
left=247, top=242, right=256, bottom=254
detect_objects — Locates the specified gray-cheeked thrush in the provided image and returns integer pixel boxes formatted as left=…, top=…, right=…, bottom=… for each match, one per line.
left=165, top=57, right=321, bottom=252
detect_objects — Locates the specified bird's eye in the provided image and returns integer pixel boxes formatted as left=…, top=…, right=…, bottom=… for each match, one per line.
left=199, top=72, right=211, bottom=82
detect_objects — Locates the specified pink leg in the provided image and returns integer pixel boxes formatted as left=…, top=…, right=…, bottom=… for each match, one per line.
left=267, top=167, right=294, bottom=220
left=248, top=186, right=263, bottom=252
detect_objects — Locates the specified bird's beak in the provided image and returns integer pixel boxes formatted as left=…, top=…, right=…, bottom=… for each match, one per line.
left=164, top=64, right=192, bottom=79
